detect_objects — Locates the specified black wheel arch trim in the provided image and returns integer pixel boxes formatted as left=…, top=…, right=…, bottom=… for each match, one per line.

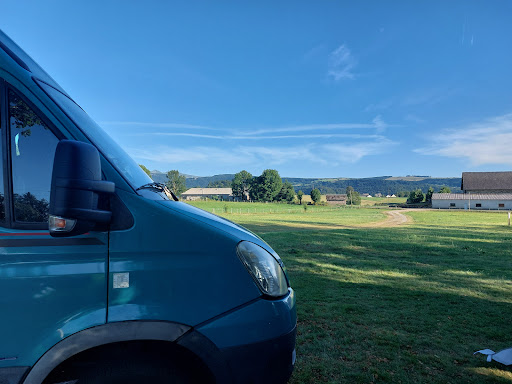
left=22, top=320, right=191, bottom=384
left=176, top=329, right=232, bottom=384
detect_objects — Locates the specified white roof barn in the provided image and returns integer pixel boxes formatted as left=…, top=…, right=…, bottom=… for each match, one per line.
left=181, top=188, right=234, bottom=201
left=432, top=171, right=512, bottom=210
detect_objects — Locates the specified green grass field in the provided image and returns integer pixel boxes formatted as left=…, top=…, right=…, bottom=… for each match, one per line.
left=360, top=196, right=408, bottom=206
left=188, top=202, right=512, bottom=383
left=188, top=201, right=387, bottom=232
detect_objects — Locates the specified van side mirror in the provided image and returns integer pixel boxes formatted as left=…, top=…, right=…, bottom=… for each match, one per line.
left=49, top=140, right=115, bottom=237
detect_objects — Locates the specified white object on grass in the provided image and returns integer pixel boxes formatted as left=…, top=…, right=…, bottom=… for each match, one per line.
left=474, top=347, right=512, bottom=365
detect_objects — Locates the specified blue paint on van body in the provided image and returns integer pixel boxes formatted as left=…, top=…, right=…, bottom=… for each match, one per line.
left=0, top=30, right=295, bottom=384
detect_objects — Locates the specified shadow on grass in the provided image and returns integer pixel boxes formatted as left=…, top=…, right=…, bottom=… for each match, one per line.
left=289, top=277, right=512, bottom=383
left=253, top=225, right=512, bottom=383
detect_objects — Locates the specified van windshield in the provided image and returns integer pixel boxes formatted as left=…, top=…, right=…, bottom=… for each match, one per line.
left=36, top=80, right=153, bottom=190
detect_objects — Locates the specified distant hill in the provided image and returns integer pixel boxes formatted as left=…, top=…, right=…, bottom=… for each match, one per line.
left=281, top=176, right=461, bottom=195
left=150, top=171, right=461, bottom=195
left=185, top=174, right=236, bottom=188
left=150, top=170, right=202, bottom=184
left=150, top=170, right=168, bottom=184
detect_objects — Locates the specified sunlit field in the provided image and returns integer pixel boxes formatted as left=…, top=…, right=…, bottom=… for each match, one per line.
left=187, top=201, right=388, bottom=231
left=188, top=201, right=512, bottom=383
left=360, top=196, right=408, bottom=206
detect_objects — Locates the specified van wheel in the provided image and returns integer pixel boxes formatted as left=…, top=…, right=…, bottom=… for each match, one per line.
left=43, top=341, right=214, bottom=384
left=48, top=359, right=210, bottom=384
left=77, top=360, right=190, bottom=384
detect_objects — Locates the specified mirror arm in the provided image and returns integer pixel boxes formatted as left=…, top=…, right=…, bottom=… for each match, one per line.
left=56, top=207, right=112, bottom=223
left=55, top=178, right=115, bottom=194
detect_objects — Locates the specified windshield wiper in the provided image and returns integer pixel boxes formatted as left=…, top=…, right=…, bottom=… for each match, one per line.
left=136, top=182, right=179, bottom=201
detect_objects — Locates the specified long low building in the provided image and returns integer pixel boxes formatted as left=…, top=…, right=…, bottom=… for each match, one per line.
left=325, top=194, right=347, bottom=205
left=181, top=188, right=234, bottom=201
left=432, top=193, right=512, bottom=210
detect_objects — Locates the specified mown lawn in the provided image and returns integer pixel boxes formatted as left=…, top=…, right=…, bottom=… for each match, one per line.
left=190, top=202, right=512, bottom=383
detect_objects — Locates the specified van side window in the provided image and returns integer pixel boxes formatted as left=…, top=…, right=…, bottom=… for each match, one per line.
left=9, top=90, right=58, bottom=223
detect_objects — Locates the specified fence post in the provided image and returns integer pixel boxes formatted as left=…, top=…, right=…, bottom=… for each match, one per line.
left=508, top=212, right=511, bottom=226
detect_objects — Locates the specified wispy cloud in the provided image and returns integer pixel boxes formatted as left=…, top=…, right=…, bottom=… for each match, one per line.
left=100, top=121, right=216, bottom=130
left=323, top=138, right=396, bottom=164
left=103, top=116, right=390, bottom=139
left=241, top=118, right=387, bottom=136
left=327, top=44, right=357, bottom=81
left=128, top=137, right=397, bottom=169
left=416, top=113, right=512, bottom=165
left=106, top=116, right=397, bottom=173
left=142, top=132, right=387, bottom=140
left=372, top=115, right=387, bottom=133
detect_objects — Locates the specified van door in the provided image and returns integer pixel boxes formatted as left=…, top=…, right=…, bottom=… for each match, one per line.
left=0, top=82, right=108, bottom=372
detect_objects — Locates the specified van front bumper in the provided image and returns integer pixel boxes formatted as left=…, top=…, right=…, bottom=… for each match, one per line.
left=219, top=325, right=296, bottom=384
left=177, top=289, right=296, bottom=383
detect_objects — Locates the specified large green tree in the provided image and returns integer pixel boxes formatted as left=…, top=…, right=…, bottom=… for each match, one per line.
left=310, top=188, right=321, bottom=204
left=249, top=169, right=283, bottom=202
left=139, top=164, right=152, bottom=178
left=425, top=187, right=434, bottom=203
left=407, top=189, right=424, bottom=204
left=297, top=190, right=304, bottom=205
left=166, top=170, right=187, bottom=196
left=276, top=181, right=296, bottom=203
left=346, top=186, right=361, bottom=205
left=231, top=170, right=253, bottom=200
left=438, top=186, right=451, bottom=193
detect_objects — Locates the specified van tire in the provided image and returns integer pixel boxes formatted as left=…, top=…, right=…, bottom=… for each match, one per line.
left=43, top=344, right=214, bottom=384
left=76, top=360, right=190, bottom=384
left=49, top=360, right=197, bottom=384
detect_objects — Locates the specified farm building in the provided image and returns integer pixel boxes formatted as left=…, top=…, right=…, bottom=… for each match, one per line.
left=326, top=194, right=347, bottom=205
left=432, top=172, right=512, bottom=210
left=432, top=193, right=512, bottom=210
left=181, top=188, right=234, bottom=201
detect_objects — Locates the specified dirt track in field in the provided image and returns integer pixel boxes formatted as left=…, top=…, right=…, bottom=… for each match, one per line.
left=365, top=209, right=413, bottom=228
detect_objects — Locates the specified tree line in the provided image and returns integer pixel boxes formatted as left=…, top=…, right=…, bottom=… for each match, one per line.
left=139, top=164, right=454, bottom=205
left=407, top=186, right=451, bottom=204
left=231, top=169, right=297, bottom=203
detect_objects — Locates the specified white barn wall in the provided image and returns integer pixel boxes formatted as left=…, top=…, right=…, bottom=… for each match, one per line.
left=432, top=198, right=512, bottom=210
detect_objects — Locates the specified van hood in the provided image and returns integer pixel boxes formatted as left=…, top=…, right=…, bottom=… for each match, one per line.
left=155, top=201, right=276, bottom=255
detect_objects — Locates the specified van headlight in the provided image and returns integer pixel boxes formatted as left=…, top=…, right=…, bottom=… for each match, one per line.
left=237, top=241, right=288, bottom=297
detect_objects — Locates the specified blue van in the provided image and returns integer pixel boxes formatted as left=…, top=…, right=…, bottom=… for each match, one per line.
left=0, top=30, right=296, bottom=384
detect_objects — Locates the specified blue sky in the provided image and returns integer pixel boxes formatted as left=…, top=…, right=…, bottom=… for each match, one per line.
left=3, top=1, right=512, bottom=178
